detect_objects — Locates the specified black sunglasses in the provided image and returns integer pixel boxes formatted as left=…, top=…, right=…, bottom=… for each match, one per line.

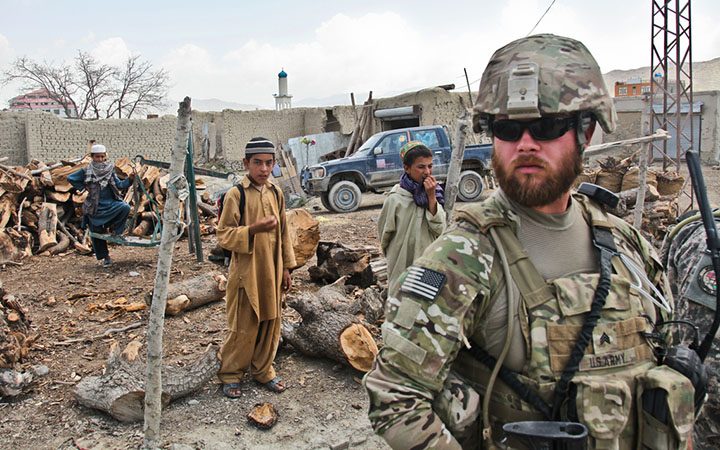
left=491, top=116, right=577, bottom=142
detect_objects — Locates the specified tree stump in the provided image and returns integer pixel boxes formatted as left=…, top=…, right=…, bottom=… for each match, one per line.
left=74, top=342, right=221, bottom=422
left=282, top=278, right=381, bottom=371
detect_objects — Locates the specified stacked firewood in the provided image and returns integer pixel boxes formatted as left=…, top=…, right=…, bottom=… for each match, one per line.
left=0, top=156, right=220, bottom=261
left=575, top=156, right=686, bottom=245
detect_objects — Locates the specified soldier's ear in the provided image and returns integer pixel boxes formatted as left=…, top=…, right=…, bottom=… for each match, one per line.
left=583, top=121, right=597, bottom=148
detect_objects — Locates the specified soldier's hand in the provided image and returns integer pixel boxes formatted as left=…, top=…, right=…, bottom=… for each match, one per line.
left=249, top=216, right=277, bottom=235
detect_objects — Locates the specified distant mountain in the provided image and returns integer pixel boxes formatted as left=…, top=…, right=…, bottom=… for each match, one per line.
left=154, top=98, right=261, bottom=115
left=603, top=57, right=720, bottom=93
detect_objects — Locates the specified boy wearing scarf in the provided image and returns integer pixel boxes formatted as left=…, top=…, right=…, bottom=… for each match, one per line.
left=378, top=141, right=446, bottom=286
left=68, top=143, right=133, bottom=268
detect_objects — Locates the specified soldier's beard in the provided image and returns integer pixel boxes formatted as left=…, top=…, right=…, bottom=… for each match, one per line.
left=492, top=151, right=583, bottom=208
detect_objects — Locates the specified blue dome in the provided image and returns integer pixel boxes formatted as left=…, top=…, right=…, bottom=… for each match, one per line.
left=278, top=70, right=287, bottom=78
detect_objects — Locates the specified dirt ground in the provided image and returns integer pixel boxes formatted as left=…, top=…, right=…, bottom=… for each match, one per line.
left=1, top=162, right=719, bottom=450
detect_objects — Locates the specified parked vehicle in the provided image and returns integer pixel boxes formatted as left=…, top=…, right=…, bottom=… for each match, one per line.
left=301, top=125, right=492, bottom=212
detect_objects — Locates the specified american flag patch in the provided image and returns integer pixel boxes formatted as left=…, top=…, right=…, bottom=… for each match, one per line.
left=400, top=266, right=447, bottom=301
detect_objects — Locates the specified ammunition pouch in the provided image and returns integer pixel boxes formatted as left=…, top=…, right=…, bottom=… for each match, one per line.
left=636, top=364, right=695, bottom=449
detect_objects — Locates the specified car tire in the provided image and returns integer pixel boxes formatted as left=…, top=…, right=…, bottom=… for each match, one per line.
left=458, top=170, right=484, bottom=202
left=329, top=180, right=362, bottom=213
left=320, top=192, right=333, bottom=211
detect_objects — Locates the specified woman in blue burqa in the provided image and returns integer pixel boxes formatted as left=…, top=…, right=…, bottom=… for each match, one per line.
left=68, top=143, right=134, bottom=268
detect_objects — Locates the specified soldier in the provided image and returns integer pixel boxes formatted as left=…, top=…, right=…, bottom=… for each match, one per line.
left=662, top=214, right=720, bottom=450
left=364, top=34, right=693, bottom=449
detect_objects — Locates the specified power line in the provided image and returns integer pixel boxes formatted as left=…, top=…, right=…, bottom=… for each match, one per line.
left=526, top=0, right=556, bottom=36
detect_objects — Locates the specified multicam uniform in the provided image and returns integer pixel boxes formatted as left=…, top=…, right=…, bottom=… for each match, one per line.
left=662, top=216, right=720, bottom=450
left=364, top=192, right=685, bottom=449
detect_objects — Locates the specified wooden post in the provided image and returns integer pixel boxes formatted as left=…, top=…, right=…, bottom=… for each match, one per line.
left=444, top=111, right=471, bottom=222
left=143, top=97, right=191, bottom=450
left=634, top=95, right=652, bottom=230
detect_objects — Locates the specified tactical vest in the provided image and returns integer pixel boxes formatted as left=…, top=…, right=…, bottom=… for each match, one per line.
left=450, top=194, right=692, bottom=449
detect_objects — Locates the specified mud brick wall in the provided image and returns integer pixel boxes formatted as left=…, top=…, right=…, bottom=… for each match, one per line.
left=0, top=112, right=28, bottom=166
left=220, top=108, right=323, bottom=161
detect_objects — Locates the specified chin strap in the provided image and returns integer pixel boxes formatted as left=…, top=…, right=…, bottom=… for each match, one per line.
left=575, top=112, right=593, bottom=147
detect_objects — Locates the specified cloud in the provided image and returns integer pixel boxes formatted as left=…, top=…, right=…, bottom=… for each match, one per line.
left=165, top=12, right=481, bottom=108
left=0, top=33, right=13, bottom=63
left=91, top=37, right=132, bottom=67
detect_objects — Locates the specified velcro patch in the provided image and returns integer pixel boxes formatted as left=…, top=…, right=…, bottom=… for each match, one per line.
left=400, top=266, right=446, bottom=302
left=395, top=299, right=421, bottom=330
left=382, top=324, right=427, bottom=366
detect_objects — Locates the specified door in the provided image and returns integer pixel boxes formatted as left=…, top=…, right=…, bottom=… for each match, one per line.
left=367, top=131, right=409, bottom=187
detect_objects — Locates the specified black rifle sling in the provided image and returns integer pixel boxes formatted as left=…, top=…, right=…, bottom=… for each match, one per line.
left=551, top=225, right=617, bottom=419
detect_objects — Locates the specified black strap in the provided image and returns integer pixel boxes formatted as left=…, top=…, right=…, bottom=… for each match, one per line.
left=551, top=226, right=617, bottom=418
left=467, top=345, right=552, bottom=419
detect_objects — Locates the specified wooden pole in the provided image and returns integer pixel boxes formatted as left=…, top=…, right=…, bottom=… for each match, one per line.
left=444, top=111, right=471, bottom=222
left=634, top=95, right=652, bottom=230
left=143, top=97, right=191, bottom=449
left=464, top=68, right=474, bottom=105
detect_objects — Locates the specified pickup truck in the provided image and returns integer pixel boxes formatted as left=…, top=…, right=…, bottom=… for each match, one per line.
left=301, top=125, right=492, bottom=212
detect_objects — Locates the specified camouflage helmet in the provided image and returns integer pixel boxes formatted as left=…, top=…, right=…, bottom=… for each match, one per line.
left=472, top=34, right=616, bottom=136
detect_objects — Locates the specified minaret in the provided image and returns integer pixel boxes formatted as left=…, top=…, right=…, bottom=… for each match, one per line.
left=273, top=68, right=292, bottom=110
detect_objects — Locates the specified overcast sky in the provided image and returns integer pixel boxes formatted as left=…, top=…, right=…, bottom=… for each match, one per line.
left=1, top=0, right=719, bottom=110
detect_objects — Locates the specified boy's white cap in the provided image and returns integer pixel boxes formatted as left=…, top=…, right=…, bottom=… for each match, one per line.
left=90, top=144, right=107, bottom=154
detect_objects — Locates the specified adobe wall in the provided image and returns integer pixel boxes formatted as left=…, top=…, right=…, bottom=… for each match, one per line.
left=0, top=111, right=28, bottom=165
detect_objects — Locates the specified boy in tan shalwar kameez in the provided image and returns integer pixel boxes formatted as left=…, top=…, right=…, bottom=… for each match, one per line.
left=216, top=137, right=296, bottom=397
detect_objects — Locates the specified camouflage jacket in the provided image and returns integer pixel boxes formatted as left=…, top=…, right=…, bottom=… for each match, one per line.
left=662, top=216, right=720, bottom=450
left=364, top=193, right=674, bottom=449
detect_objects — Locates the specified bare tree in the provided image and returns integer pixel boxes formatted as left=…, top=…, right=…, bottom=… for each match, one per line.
left=74, top=52, right=114, bottom=119
left=2, top=51, right=169, bottom=119
left=106, top=55, right=169, bottom=119
left=3, top=56, right=80, bottom=118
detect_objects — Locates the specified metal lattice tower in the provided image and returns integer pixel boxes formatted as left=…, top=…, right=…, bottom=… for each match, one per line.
left=650, top=0, right=694, bottom=171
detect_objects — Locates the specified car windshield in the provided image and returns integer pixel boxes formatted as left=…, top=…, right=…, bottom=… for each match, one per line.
left=352, top=134, right=382, bottom=157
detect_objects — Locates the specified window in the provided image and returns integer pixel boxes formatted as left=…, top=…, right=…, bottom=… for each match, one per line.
left=53, top=109, right=60, bottom=115
left=378, top=133, right=409, bottom=154
left=618, top=87, right=628, bottom=96
left=632, top=87, right=637, bottom=95
left=641, top=86, right=650, bottom=94
left=410, top=129, right=441, bottom=149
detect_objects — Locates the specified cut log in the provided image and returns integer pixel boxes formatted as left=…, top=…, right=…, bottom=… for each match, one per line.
left=33, top=161, right=55, bottom=187
left=48, top=231, right=70, bottom=255
left=197, top=201, right=217, bottom=218
left=282, top=278, right=380, bottom=371
left=286, top=208, right=320, bottom=268
left=0, top=285, right=36, bottom=368
left=248, top=403, right=278, bottom=429
left=308, top=241, right=381, bottom=287
left=340, top=323, right=380, bottom=372
left=145, top=272, right=227, bottom=315
left=74, top=342, right=221, bottom=422
left=0, top=166, right=31, bottom=193
left=132, top=219, right=153, bottom=237
left=0, top=228, right=33, bottom=261
left=37, top=202, right=58, bottom=251
left=50, top=155, right=90, bottom=184
left=45, top=190, right=71, bottom=203
left=0, top=194, right=17, bottom=229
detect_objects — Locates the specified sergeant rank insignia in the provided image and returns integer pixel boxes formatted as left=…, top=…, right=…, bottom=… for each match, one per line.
left=401, top=266, right=447, bottom=301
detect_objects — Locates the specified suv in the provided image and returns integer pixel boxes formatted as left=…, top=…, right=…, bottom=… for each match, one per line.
left=301, top=125, right=492, bottom=212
